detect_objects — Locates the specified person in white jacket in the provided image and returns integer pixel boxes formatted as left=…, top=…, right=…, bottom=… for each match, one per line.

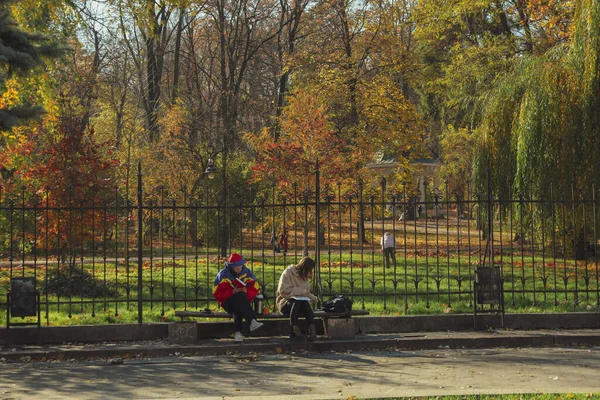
left=380, top=232, right=396, bottom=269
left=276, top=257, right=318, bottom=340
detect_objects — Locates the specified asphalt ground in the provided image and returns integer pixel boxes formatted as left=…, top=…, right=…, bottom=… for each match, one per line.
left=2, top=328, right=600, bottom=362
left=2, top=329, right=600, bottom=399
left=1, top=342, right=600, bottom=399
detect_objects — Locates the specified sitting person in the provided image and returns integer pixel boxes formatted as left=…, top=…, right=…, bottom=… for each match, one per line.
left=276, top=256, right=318, bottom=341
left=213, top=253, right=264, bottom=342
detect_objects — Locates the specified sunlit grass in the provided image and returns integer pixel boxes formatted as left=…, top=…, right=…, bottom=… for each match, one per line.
left=2, top=215, right=600, bottom=326
left=2, top=249, right=599, bottom=326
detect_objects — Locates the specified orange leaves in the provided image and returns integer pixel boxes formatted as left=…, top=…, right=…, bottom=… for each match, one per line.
left=526, top=0, right=575, bottom=44
left=0, top=107, right=120, bottom=252
left=248, top=88, right=352, bottom=189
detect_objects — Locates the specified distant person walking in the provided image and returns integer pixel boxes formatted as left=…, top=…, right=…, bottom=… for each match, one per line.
left=380, top=232, right=396, bottom=269
left=278, top=226, right=289, bottom=254
left=270, top=229, right=281, bottom=253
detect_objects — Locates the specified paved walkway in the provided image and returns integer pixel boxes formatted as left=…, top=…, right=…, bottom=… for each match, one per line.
left=1, top=329, right=600, bottom=399
left=2, top=329, right=600, bottom=362
left=1, top=344, right=600, bottom=399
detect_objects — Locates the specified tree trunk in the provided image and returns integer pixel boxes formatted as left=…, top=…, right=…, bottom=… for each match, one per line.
left=188, top=209, right=204, bottom=247
left=338, top=0, right=359, bottom=127
left=273, top=0, right=305, bottom=141
left=171, top=7, right=185, bottom=103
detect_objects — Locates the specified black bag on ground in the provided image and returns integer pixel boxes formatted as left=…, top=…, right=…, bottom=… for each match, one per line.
left=322, top=295, right=353, bottom=312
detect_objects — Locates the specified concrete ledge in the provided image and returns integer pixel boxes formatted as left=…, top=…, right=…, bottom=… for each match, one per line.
left=175, top=309, right=369, bottom=319
left=194, top=319, right=326, bottom=339
left=2, top=313, right=600, bottom=345
left=4, top=331, right=600, bottom=362
left=553, top=333, right=600, bottom=346
left=168, top=322, right=197, bottom=345
left=503, top=313, right=600, bottom=329
left=323, top=318, right=356, bottom=339
left=0, top=323, right=168, bottom=345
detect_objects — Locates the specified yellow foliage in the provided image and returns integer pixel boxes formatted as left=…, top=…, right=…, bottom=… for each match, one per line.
left=0, top=79, right=19, bottom=109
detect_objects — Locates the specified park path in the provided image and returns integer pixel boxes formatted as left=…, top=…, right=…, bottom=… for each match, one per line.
left=1, top=346, right=599, bottom=399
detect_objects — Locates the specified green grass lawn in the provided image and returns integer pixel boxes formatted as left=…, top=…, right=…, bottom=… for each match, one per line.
left=2, top=250, right=599, bottom=326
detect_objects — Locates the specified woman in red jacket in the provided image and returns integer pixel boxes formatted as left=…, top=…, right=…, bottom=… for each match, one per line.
left=213, top=253, right=264, bottom=342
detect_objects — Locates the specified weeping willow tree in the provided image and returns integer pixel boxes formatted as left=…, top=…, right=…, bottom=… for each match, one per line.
left=474, top=0, right=600, bottom=256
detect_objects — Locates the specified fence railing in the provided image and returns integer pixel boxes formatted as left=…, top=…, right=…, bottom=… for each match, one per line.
left=1, top=166, right=600, bottom=326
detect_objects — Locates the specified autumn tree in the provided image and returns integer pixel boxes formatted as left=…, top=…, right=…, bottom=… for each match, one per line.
left=0, top=1, right=120, bottom=263
left=200, top=0, right=280, bottom=206
left=290, top=0, right=424, bottom=171
left=248, top=88, right=351, bottom=187
left=272, top=0, right=312, bottom=140
left=114, top=0, right=170, bottom=142
left=472, top=0, right=599, bottom=254
left=246, top=0, right=425, bottom=244
left=0, top=0, right=63, bottom=131
left=412, top=0, right=575, bottom=157
left=248, top=87, right=353, bottom=254
left=437, top=124, right=476, bottom=203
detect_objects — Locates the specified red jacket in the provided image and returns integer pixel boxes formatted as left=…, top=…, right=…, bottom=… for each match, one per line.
left=213, top=265, right=260, bottom=304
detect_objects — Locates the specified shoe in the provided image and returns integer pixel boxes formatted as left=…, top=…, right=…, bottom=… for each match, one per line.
left=233, top=331, right=244, bottom=342
left=249, top=319, right=264, bottom=332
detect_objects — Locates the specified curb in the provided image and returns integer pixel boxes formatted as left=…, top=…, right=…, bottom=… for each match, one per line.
left=2, top=331, right=600, bottom=363
left=3, top=313, right=600, bottom=346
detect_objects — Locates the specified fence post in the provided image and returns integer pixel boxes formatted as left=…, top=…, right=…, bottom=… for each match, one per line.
left=487, top=156, right=494, bottom=264
left=137, top=161, right=143, bottom=323
left=314, top=158, right=323, bottom=303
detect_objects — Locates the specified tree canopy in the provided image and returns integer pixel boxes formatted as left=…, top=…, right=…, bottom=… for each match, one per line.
left=474, top=0, right=600, bottom=201
left=0, top=0, right=597, bottom=212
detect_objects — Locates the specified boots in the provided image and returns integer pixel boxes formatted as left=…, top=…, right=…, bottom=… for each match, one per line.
left=289, top=325, right=305, bottom=340
left=289, top=325, right=316, bottom=341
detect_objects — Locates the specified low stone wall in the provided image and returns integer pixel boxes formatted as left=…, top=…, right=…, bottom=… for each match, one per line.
left=0, top=323, right=168, bottom=345
left=2, top=313, right=600, bottom=345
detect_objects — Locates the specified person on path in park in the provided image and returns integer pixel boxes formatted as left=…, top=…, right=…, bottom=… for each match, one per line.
left=276, top=256, right=318, bottom=341
left=213, top=253, right=264, bottom=342
left=380, top=231, right=396, bottom=269
left=270, top=229, right=281, bottom=253
left=278, top=226, right=289, bottom=254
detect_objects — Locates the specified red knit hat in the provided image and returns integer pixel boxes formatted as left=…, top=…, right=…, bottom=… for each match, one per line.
left=226, top=253, right=246, bottom=268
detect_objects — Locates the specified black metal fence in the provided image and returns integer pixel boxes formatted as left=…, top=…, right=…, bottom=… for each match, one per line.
left=2, top=165, right=600, bottom=326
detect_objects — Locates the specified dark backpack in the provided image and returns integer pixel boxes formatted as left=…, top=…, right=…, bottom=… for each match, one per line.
left=322, top=295, right=353, bottom=313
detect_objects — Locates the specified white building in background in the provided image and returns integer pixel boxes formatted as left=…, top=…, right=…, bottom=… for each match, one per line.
left=365, top=153, right=441, bottom=203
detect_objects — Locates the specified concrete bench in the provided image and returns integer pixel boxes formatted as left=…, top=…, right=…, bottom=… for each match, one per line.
left=170, top=309, right=370, bottom=343
left=175, top=309, right=369, bottom=320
